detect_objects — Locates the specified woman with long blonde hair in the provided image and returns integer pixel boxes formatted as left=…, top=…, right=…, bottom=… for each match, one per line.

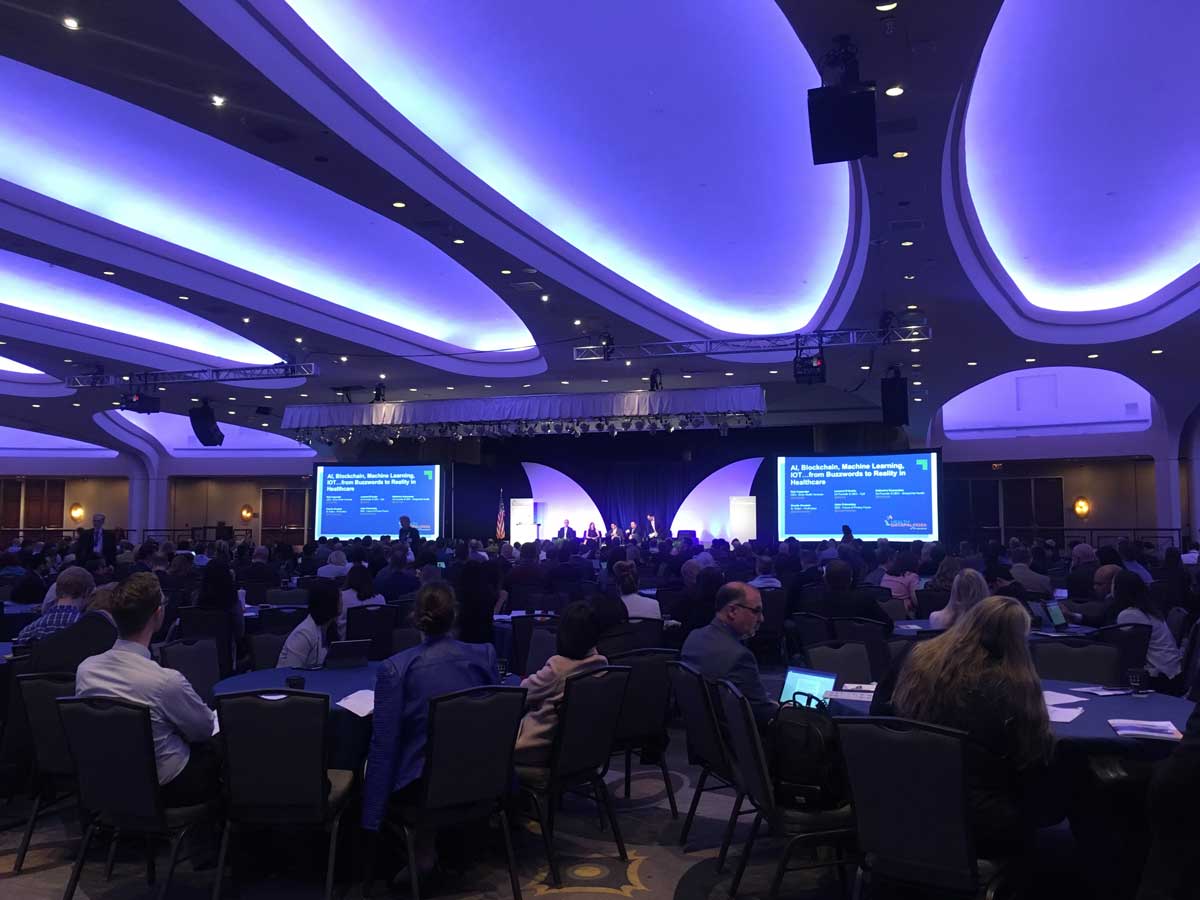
left=928, top=568, right=988, bottom=630
left=892, top=595, right=1053, bottom=853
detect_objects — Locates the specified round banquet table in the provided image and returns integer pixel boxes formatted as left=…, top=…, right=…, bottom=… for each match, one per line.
left=893, top=618, right=1096, bottom=638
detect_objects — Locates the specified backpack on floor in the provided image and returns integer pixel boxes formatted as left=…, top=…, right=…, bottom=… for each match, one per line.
left=768, top=691, right=848, bottom=810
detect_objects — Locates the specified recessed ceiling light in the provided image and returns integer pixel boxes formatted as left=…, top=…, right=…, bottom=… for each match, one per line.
left=446, top=386, right=455, bottom=390
left=63, top=358, right=72, bottom=363
left=561, top=380, right=570, bottom=385
left=522, top=384, right=532, bottom=388
left=391, top=201, right=406, bottom=209
left=1025, top=357, right=1036, bottom=363
left=601, top=378, right=609, bottom=383
left=178, top=295, right=190, bottom=301
left=72, top=402, right=81, bottom=407
left=190, top=397, right=200, bottom=402
left=300, top=393, right=309, bottom=397
left=378, top=373, right=386, bottom=380
left=724, top=372, right=734, bottom=376
left=338, top=355, right=348, bottom=363
left=875, top=2, right=898, bottom=9
left=1151, top=349, right=1164, bottom=355
left=768, top=370, right=779, bottom=375
left=228, top=396, right=237, bottom=401
left=624, top=360, right=632, bottom=367
left=241, top=316, right=250, bottom=324
left=408, top=388, right=417, bottom=392
left=111, top=401, right=120, bottom=406
left=121, top=375, right=130, bottom=381
left=294, top=336, right=303, bottom=343
left=641, top=377, right=650, bottom=382
left=227, top=410, right=236, bottom=415
left=903, top=274, right=916, bottom=280
left=910, top=348, right=920, bottom=353
left=30, top=403, right=40, bottom=408
left=892, top=150, right=909, bottom=159
left=452, top=238, right=465, bottom=245
left=261, top=423, right=269, bottom=427
left=540, top=294, right=550, bottom=302
left=263, top=394, right=272, bottom=399
left=911, top=363, right=921, bottom=368
left=484, top=384, right=492, bottom=388
left=967, top=361, right=978, bottom=366
left=62, top=16, right=80, bottom=30
left=1087, top=353, right=1099, bottom=359
left=682, top=374, right=692, bottom=379
left=573, top=319, right=582, bottom=326
left=900, top=240, right=914, bottom=247
left=885, top=85, right=904, bottom=97
left=102, top=270, right=115, bottom=276
left=912, top=381, right=922, bottom=386
left=211, top=95, right=226, bottom=108
left=335, top=391, right=343, bottom=396
left=906, top=304, right=918, bottom=310
left=157, top=386, right=166, bottom=392
left=860, top=365, right=871, bottom=371
left=913, top=396, right=923, bottom=403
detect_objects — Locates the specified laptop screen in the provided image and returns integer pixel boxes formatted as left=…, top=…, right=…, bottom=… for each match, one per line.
left=1045, top=600, right=1067, bottom=627
left=779, top=667, right=838, bottom=704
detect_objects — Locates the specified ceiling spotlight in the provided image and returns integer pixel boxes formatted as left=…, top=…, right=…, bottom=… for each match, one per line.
left=724, top=372, right=734, bottom=376
left=900, top=240, right=914, bottom=247
left=211, top=94, right=226, bottom=108
left=913, top=396, right=923, bottom=403
left=63, top=358, right=73, bottom=363
left=912, top=380, right=923, bottom=386
left=62, top=16, right=80, bottom=30
left=241, top=316, right=250, bottom=324
left=339, top=355, right=348, bottom=362
left=768, top=370, right=779, bottom=375
left=157, top=386, right=166, bottom=392
left=906, top=304, right=918, bottom=310
left=641, top=376, right=650, bottom=382
left=227, top=410, right=236, bottom=415
left=452, top=238, right=465, bottom=245
left=378, top=373, right=387, bottom=380
left=624, top=360, right=632, bottom=367
left=190, top=397, right=200, bottom=402
left=892, top=150, right=909, bottom=159
left=910, top=348, right=920, bottom=354
left=408, top=387, right=417, bottom=392
left=228, top=396, right=237, bottom=401
left=860, top=365, right=871, bottom=371
left=885, top=85, right=904, bottom=97
left=484, top=384, right=492, bottom=388
left=111, top=401, right=120, bottom=406
left=875, top=2, right=898, bottom=9
left=1025, top=357, right=1036, bottom=363
left=1151, top=349, right=1164, bottom=355
left=261, top=423, right=270, bottom=428
left=967, top=361, right=978, bottom=366
left=540, top=294, right=550, bottom=302
left=903, top=274, right=916, bottom=280
left=560, top=380, right=570, bottom=385
left=446, top=386, right=455, bottom=390
left=102, top=270, right=115, bottom=276
left=121, top=375, right=130, bottom=381
left=31, top=403, right=40, bottom=409
left=294, top=336, right=303, bottom=343
left=263, top=394, right=272, bottom=399
left=72, top=402, right=81, bottom=408
left=573, top=319, right=582, bottom=326
left=391, top=201, right=406, bottom=208
left=522, top=384, right=531, bottom=388
left=500, top=269, right=512, bottom=275
left=1087, top=353, right=1099, bottom=359
left=179, top=295, right=190, bottom=300
left=910, top=363, right=921, bottom=368
left=300, top=393, right=309, bottom=397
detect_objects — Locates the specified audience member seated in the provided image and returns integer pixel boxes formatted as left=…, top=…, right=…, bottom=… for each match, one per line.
left=514, top=601, right=607, bottom=765
left=1117, top=539, right=1153, bottom=584
left=337, top=564, right=385, bottom=640
left=796, top=559, right=894, bottom=631
left=747, top=556, right=782, bottom=591
left=547, top=543, right=583, bottom=588
left=928, top=569, right=989, bottom=631
left=1064, top=563, right=1122, bottom=627
left=13, top=566, right=94, bottom=654
left=615, top=560, right=660, bottom=619
left=879, top=552, right=920, bottom=614
left=680, top=582, right=776, bottom=727
left=504, top=542, right=547, bottom=595
left=32, top=582, right=118, bottom=673
left=891, top=595, right=1055, bottom=856
left=362, top=582, right=498, bottom=878
left=1157, top=546, right=1193, bottom=608
left=373, top=544, right=419, bottom=602
left=277, top=580, right=339, bottom=668
left=236, top=545, right=276, bottom=586
left=316, top=549, right=352, bottom=580
left=1113, top=570, right=1183, bottom=694
left=927, top=555, right=962, bottom=593
left=1008, top=547, right=1051, bottom=595
left=75, top=573, right=218, bottom=805
left=196, top=561, right=245, bottom=644
left=455, top=559, right=503, bottom=645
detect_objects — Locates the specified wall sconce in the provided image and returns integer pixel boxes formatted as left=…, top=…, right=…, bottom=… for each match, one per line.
left=69, top=503, right=85, bottom=523
left=1073, top=497, right=1091, bottom=519
left=239, top=504, right=254, bottom=522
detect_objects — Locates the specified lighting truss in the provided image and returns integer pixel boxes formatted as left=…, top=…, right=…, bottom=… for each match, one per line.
left=67, top=363, right=318, bottom=388
left=573, top=325, right=932, bottom=361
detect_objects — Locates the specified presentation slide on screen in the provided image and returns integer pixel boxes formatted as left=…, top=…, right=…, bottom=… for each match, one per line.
left=776, top=452, right=939, bottom=541
left=314, top=465, right=441, bottom=540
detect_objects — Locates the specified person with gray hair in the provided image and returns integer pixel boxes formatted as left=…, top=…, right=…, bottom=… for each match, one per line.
left=14, top=565, right=95, bottom=653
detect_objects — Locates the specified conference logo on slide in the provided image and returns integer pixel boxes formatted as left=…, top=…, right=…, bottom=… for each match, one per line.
left=883, top=513, right=930, bottom=532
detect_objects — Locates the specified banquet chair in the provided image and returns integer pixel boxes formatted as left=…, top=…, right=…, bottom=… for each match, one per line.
left=802, top=641, right=874, bottom=685
left=830, top=618, right=891, bottom=680
left=859, top=586, right=893, bottom=606
left=391, top=627, right=422, bottom=654
left=510, top=614, right=558, bottom=676
left=914, top=589, right=949, bottom=620
left=605, top=648, right=679, bottom=815
left=1092, top=623, right=1152, bottom=675
left=247, top=631, right=287, bottom=670
left=877, top=596, right=910, bottom=623
left=237, top=582, right=268, bottom=605
left=836, top=717, right=1015, bottom=898
left=213, top=690, right=353, bottom=900
left=265, top=587, right=308, bottom=606
left=256, top=606, right=306, bottom=635
left=159, top=638, right=221, bottom=706
left=716, top=680, right=855, bottom=899
left=363, top=686, right=527, bottom=899
left=347, top=604, right=400, bottom=661
left=13, top=673, right=76, bottom=873
left=524, top=627, right=558, bottom=676
left=177, top=608, right=235, bottom=678
left=667, top=661, right=750, bottom=871
left=1165, top=607, right=1190, bottom=647
left=786, top=613, right=833, bottom=659
left=755, top=590, right=788, bottom=663
left=516, top=666, right=631, bottom=888
left=1030, top=640, right=1122, bottom=685
left=57, top=697, right=219, bottom=900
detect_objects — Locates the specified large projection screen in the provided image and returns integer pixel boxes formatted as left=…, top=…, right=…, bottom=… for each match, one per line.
left=314, top=464, right=441, bottom=540
left=776, top=451, right=940, bottom=541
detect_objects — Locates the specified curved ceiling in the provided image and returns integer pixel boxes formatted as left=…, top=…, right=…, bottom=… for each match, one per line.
left=0, top=55, right=538, bottom=367
left=0, top=424, right=117, bottom=458
left=947, top=0, right=1200, bottom=339
left=0, top=353, right=43, bottom=375
left=112, top=410, right=315, bottom=458
left=194, top=0, right=863, bottom=339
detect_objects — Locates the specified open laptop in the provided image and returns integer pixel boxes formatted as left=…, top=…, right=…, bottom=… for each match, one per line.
left=1028, top=599, right=1070, bottom=632
left=324, top=639, right=370, bottom=668
left=779, top=667, right=838, bottom=705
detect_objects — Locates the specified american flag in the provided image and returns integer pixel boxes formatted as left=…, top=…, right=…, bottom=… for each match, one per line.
left=496, top=492, right=506, bottom=540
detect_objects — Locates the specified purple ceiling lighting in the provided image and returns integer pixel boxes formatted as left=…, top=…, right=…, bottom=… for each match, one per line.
left=190, top=1, right=865, bottom=341
left=113, top=410, right=315, bottom=458
left=946, top=0, right=1200, bottom=341
left=0, top=354, right=44, bottom=375
left=941, top=366, right=1152, bottom=440
left=0, top=424, right=117, bottom=458
left=520, top=463, right=603, bottom=536
left=0, top=57, right=539, bottom=371
left=671, top=458, right=764, bottom=542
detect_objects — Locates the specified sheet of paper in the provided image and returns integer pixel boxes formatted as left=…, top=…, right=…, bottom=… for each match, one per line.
left=1043, top=690, right=1086, bottom=707
left=1073, top=685, right=1133, bottom=697
left=824, top=690, right=875, bottom=702
left=1047, top=706, right=1084, bottom=723
left=337, top=689, right=376, bottom=718
left=896, top=624, right=921, bottom=631
left=1108, top=719, right=1183, bottom=741
left=841, top=683, right=878, bottom=692
left=212, top=715, right=220, bottom=736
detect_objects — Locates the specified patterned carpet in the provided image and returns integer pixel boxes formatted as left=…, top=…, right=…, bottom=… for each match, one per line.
left=0, top=723, right=849, bottom=900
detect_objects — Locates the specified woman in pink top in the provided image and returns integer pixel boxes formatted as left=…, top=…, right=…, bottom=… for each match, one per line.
left=879, top=552, right=921, bottom=614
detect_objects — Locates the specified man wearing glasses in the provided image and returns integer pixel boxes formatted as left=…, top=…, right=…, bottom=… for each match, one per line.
left=681, top=581, right=777, bottom=727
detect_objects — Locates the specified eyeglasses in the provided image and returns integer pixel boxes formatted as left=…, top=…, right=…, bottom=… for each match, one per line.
left=734, top=603, right=765, bottom=617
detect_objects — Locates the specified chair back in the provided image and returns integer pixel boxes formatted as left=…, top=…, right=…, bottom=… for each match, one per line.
left=159, top=638, right=221, bottom=705
left=803, top=640, right=873, bottom=684
left=550, top=665, right=631, bottom=781
left=510, top=614, right=558, bottom=676
left=830, top=617, right=891, bottom=678
left=18, top=672, right=76, bottom=778
left=240, top=582, right=269, bottom=605
left=655, top=589, right=686, bottom=619
left=609, top=648, right=678, bottom=745
left=421, top=686, right=527, bottom=809
left=257, top=606, right=307, bottom=635
left=392, top=627, right=422, bottom=654
left=714, top=680, right=776, bottom=815
left=1030, top=639, right=1121, bottom=684
left=667, top=660, right=730, bottom=776
left=790, top=612, right=832, bottom=647
left=837, top=717, right=979, bottom=893
left=1092, top=623, right=1152, bottom=673
left=914, top=589, right=948, bottom=620
left=629, top=617, right=664, bottom=647
left=153, top=588, right=190, bottom=643
left=859, top=585, right=893, bottom=606
left=759, top=589, right=787, bottom=638
left=265, top=588, right=309, bottom=606
left=216, top=690, right=329, bottom=823
left=1166, top=607, right=1190, bottom=647
left=878, top=596, right=909, bottom=622
left=58, top=697, right=165, bottom=829
left=176, top=607, right=233, bottom=677
left=346, top=604, right=400, bottom=661
left=525, top=628, right=558, bottom=676
left=248, top=632, right=287, bottom=670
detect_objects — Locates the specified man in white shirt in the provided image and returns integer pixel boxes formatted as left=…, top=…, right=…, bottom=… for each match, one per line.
left=75, top=572, right=218, bottom=806
left=748, top=556, right=782, bottom=590
left=1009, top=547, right=1052, bottom=595
left=316, top=549, right=352, bottom=579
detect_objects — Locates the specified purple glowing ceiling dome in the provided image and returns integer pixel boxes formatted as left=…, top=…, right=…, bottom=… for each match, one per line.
left=192, top=0, right=865, bottom=339
left=945, top=0, right=1200, bottom=342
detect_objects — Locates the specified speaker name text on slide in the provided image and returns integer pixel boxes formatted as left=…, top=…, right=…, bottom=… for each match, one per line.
left=776, top=452, right=939, bottom=541
left=314, top=465, right=441, bottom=540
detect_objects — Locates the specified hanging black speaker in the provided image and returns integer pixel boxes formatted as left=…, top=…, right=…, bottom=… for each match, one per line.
left=880, top=376, right=909, bottom=426
left=189, top=402, right=225, bottom=446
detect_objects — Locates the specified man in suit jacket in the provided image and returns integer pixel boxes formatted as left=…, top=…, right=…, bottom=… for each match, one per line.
left=794, top=560, right=894, bottom=632
left=556, top=520, right=576, bottom=540
left=75, top=513, right=117, bottom=567
left=681, top=581, right=776, bottom=727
